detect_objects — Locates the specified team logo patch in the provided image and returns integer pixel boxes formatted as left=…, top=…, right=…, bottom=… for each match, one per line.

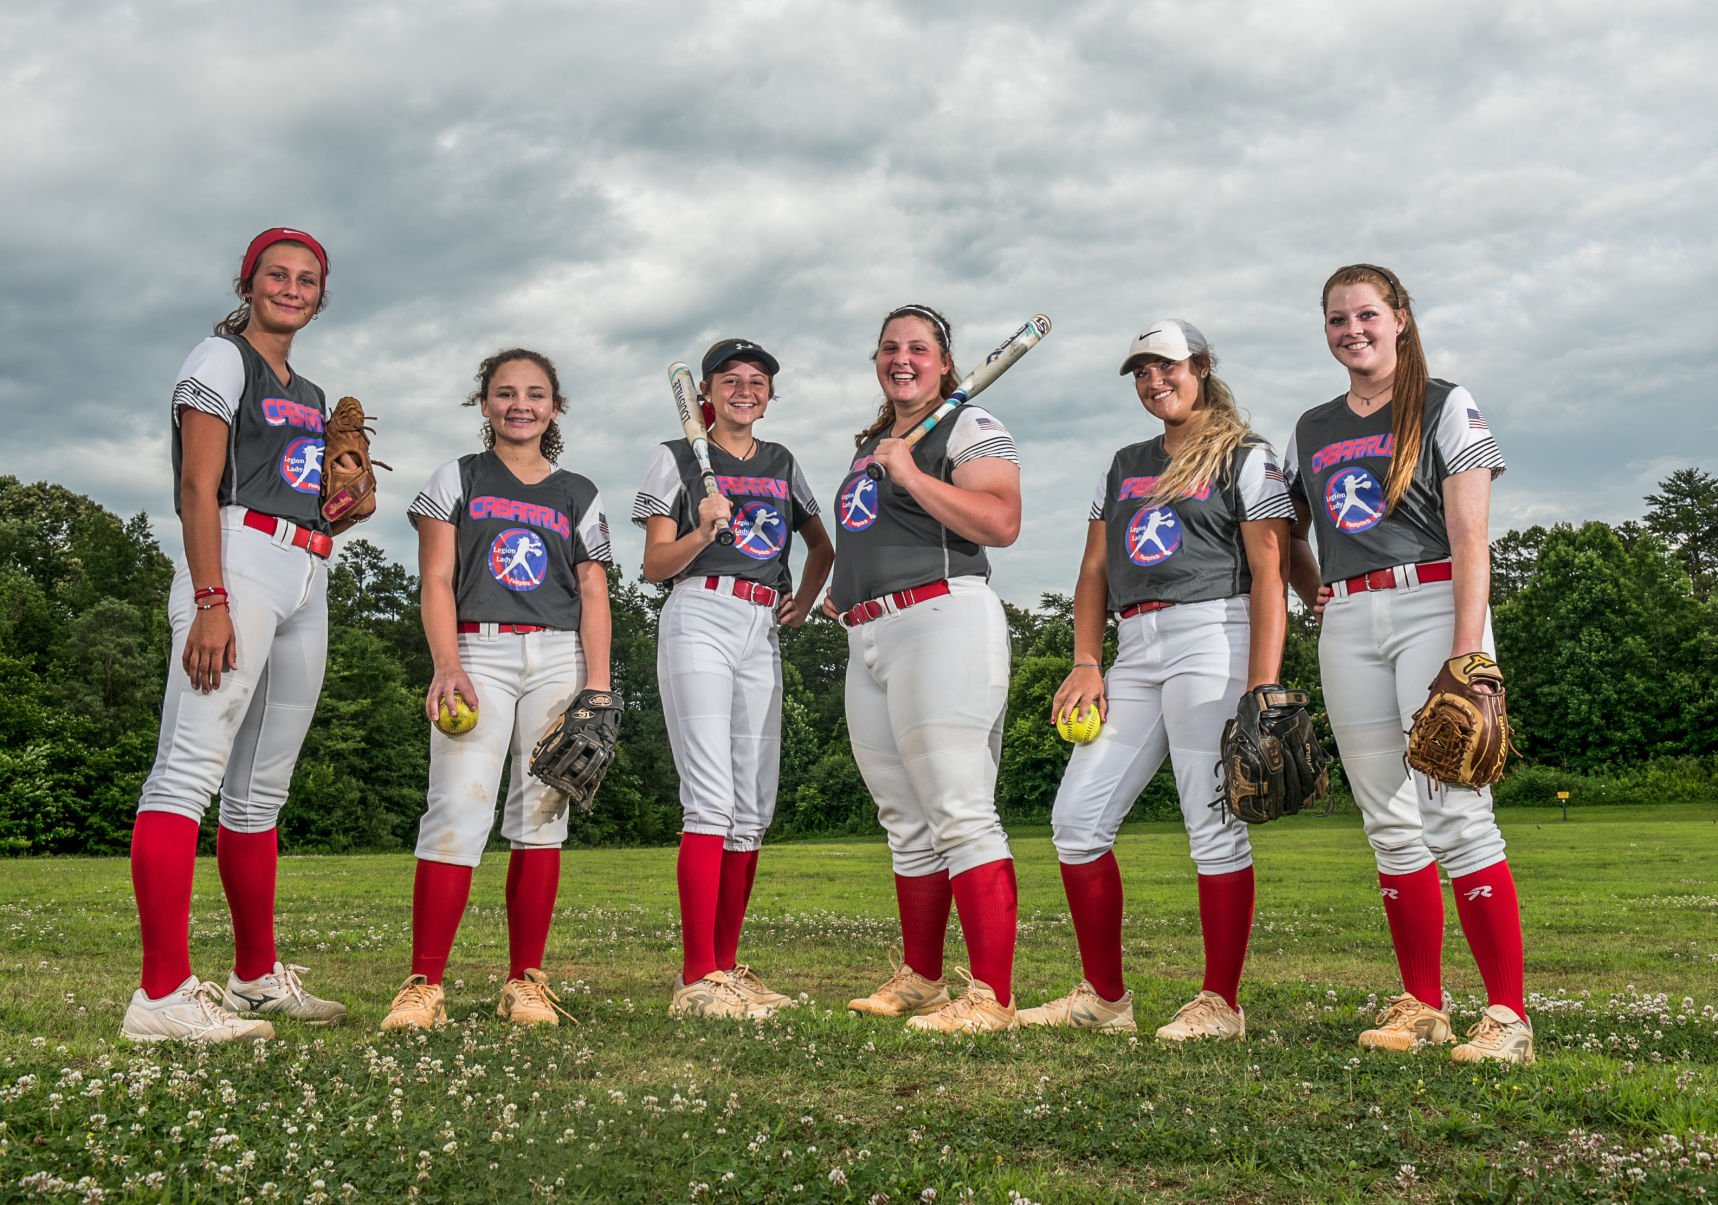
left=838, top=473, right=880, bottom=532
left=1325, top=467, right=1385, bottom=533
left=489, top=528, right=549, bottom=592
left=730, top=501, right=787, bottom=560
left=1126, top=505, right=1181, bottom=566
left=280, top=437, right=324, bottom=493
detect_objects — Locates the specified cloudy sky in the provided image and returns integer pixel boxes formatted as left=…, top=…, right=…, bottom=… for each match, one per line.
left=3, top=0, right=1713, bottom=606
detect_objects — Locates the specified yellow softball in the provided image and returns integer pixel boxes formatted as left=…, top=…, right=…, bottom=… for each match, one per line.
left=435, top=696, right=478, bottom=736
left=1056, top=705, right=1103, bottom=745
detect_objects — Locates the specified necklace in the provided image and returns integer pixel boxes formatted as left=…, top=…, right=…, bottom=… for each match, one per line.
left=1348, top=382, right=1392, bottom=408
left=712, top=432, right=757, bottom=461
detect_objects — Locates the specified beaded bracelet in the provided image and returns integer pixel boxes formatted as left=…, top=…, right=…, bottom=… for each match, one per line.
left=193, top=586, right=228, bottom=602
left=196, top=598, right=231, bottom=612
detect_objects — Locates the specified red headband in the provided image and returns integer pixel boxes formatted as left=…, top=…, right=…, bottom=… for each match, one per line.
left=241, top=227, right=329, bottom=284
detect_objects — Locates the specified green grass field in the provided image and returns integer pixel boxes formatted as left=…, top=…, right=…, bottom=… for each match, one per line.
left=3, top=805, right=1715, bottom=1203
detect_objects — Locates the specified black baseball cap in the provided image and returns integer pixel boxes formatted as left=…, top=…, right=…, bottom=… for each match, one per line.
left=701, top=338, right=779, bottom=379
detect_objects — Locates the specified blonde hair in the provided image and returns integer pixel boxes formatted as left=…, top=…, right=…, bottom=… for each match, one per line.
left=1144, top=350, right=1255, bottom=504
left=856, top=304, right=962, bottom=447
left=1321, top=263, right=1428, bottom=516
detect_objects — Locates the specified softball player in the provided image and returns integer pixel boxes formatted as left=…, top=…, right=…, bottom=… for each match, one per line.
left=124, top=228, right=348, bottom=1043
left=1284, top=264, right=1530, bottom=1063
left=825, top=304, right=1023, bottom=1034
left=381, top=348, right=612, bottom=1031
left=1016, top=321, right=1292, bottom=1039
left=634, top=339, right=834, bottom=1019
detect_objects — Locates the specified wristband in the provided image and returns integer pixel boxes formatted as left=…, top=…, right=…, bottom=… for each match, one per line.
left=197, top=599, right=231, bottom=612
left=194, top=586, right=229, bottom=602
left=1073, top=660, right=1099, bottom=669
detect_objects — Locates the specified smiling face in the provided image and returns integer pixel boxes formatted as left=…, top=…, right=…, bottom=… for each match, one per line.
left=1324, top=281, right=1404, bottom=382
left=1132, top=355, right=1203, bottom=427
left=874, top=315, right=951, bottom=415
left=243, top=243, right=323, bottom=335
left=480, top=358, right=556, bottom=448
left=705, top=358, right=773, bottom=433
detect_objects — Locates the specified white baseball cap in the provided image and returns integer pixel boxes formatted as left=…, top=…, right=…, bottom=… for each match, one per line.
left=1119, top=319, right=1209, bottom=375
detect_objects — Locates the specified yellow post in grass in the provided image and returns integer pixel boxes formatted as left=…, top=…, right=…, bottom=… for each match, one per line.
left=1557, top=789, right=1571, bottom=821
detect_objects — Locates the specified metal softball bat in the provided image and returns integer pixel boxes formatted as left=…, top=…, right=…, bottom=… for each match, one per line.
left=866, top=313, right=1051, bottom=481
left=668, top=361, right=734, bottom=546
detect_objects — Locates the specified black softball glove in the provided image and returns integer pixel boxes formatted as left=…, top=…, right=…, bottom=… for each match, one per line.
left=529, top=688, right=623, bottom=815
left=1215, top=684, right=1331, bottom=824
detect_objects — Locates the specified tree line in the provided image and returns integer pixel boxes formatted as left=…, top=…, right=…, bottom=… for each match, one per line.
left=1, top=468, right=1714, bottom=856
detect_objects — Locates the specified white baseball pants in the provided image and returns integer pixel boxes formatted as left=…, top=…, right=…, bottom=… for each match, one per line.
left=844, top=577, right=1012, bottom=877
left=658, top=578, right=782, bottom=851
left=1319, top=576, right=1507, bottom=878
left=1050, top=597, right=1254, bottom=874
left=139, top=507, right=328, bottom=833
left=414, top=627, right=586, bottom=867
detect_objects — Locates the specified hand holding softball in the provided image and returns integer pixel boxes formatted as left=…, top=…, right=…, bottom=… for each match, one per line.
left=425, top=669, right=480, bottom=733
left=1051, top=665, right=1107, bottom=744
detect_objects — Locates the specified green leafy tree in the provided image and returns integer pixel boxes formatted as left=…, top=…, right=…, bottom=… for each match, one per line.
left=1644, top=467, right=1718, bottom=600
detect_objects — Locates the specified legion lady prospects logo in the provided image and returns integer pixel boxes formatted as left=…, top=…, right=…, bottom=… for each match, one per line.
left=838, top=473, right=880, bottom=532
left=1324, top=468, right=1385, bottom=533
left=1126, top=505, right=1181, bottom=566
left=280, top=437, right=324, bottom=493
left=489, top=528, right=548, bottom=591
left=730, top=502, right=787, bottom=560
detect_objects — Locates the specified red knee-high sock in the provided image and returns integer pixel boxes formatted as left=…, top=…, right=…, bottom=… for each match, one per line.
left=1197, top=866, right=1255, bottom=1010
left=950, top=859, right=1018, bottom=1007
left=411, top=859, right=474, bottom=984
left=132, top=812, right=199, bottom=998
left=1379, top=864, right=1445, bottom=1007
left=217, top=825, right=279, bottom=980
left=505, top=849, right=561, bottom=981
left=1450, top=860, right=1526, bottom=1017
left=894, top=870, right=953, bottom=981
left=677, top=833, right=725, bottom=983
left=713, top=849, right=760, bottom=971
left=1059, top=853, right=1126, bottom=1002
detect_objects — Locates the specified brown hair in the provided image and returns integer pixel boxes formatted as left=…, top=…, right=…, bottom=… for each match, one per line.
left=1321, top=263, right=1428, bottom=515
left=856, top=304, right=962, bottom=447
left=1142, top=348, right=1256, bottom=504
left=463, top=348, right=567, bottom=463
left=214, top=240, right=331, bottom=336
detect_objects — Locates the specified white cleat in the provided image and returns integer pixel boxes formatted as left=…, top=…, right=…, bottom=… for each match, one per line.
left=122, top=976, right=275, bottom=1043
left=224, top=961, right=348, bottom=1026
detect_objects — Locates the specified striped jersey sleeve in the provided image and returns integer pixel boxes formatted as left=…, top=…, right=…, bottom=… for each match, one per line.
left=1433, top=386, right=1507, bottom=479
left=171, top=337, right=244, bottom=426
left=1089, top=468, right=1108, bottom=522
left=408, top=458, right=464, bottom=528
left=631, top=443, right=683, bottom=528
left=578, top=490, right=613, bottom=564
left=1236, top=441, right=1297, bottom=521
left=946, top=405, right=1020, bottom=468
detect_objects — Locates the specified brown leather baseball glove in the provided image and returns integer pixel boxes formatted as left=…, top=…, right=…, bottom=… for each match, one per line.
left=1405, top=652, right=1518, bottom=788
left=322, top=396, right=391, bottom=527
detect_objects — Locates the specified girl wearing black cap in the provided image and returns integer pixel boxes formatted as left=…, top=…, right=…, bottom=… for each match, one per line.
left=124, top=228, right=349, bottom=1043
left=633, top=339, right=833, bottom=1018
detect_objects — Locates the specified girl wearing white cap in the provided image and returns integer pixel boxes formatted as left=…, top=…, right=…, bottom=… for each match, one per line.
left=635, top=339, right=833, bottom=1019
left=1284, top=264, right=1529, bottom=1063
left=1018, top=320, right=1293, bottom=1040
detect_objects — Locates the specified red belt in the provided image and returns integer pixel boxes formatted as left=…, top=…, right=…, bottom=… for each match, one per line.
left=243, top=510, right=333, bottom=559
left=840, top=580, right=952, bottom=628
left=1337, top=559, right=1453, bottom=594
left=1117, top=600, right=1175, bottom=619
left=704, top=576, right=779, bottom=609
left=456, top=622, right=550, bottom=635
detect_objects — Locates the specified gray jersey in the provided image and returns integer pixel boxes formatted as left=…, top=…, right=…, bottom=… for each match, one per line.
left=1285, top=379, right=1506, bottom=583
left=829, top=404, right=1019, bottom=609
left=630, top=438, right=819, bottom=594
left=169, top=334, right=331, bottom=532
left=408, top=452, right=611, bottom=628
left=1093, top=437, right=1294, bottom=608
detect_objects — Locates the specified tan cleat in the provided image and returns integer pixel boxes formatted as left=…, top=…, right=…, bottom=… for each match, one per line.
left=671, top=972, right=776, bottom=1019
left=905, top=970, right=1017, bottom=1035
left=1155, top=990, right=1246, bottom=1042
left=381, top=974, right=447, bottom=1032
left=224, top=961, right=348, bottom=1026
left=1450, top=1004, right=1536, bottom=1065
left=847, top=955, right=950, bottom=1017
left=498, top=969, right=576, bottom=1027
left=727, top=964, right=796, bottom=1009
left=121, top=977, right=275, bottom=1043
left=1017, top=980, right=1137, bottom=1033
left=1358, top=992, right=1454, bottom=1051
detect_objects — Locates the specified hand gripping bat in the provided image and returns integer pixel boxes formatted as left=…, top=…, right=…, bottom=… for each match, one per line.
left=668, top=362, right=735, bottom=546
left=866, top=313, right=1052, bottom=481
